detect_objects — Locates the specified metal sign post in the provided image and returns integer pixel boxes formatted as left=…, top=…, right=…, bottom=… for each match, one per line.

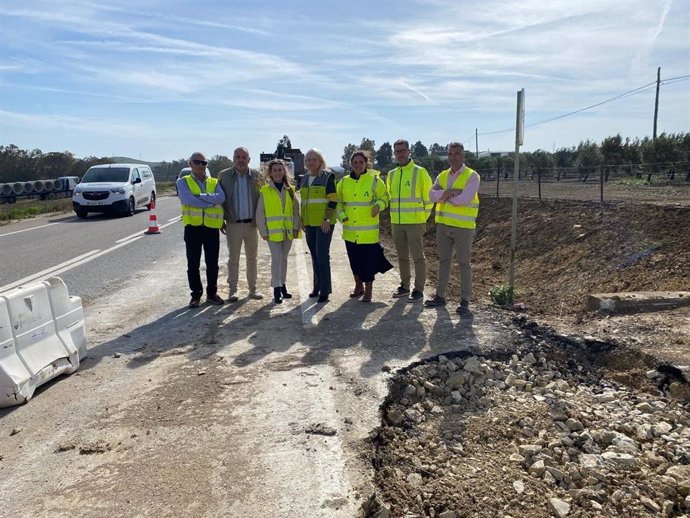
left=509, top=89, right=525, bottom=301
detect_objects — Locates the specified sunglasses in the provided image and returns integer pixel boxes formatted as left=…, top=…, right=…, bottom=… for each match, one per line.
left=191, top=159, right=208, bottom=166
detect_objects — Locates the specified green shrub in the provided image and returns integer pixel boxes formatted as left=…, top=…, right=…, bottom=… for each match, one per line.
left=489, top=284, right=514, bottom=306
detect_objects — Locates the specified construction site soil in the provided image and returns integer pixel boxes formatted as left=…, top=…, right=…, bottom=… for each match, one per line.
left=369, top=194, right=690, bottom=517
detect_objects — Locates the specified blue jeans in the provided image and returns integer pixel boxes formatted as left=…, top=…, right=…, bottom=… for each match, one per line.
left=304, top=225, right=333, bottom=296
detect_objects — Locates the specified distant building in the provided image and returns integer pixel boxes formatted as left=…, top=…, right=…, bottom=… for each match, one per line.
left=478, top=151, right=512, bottom=158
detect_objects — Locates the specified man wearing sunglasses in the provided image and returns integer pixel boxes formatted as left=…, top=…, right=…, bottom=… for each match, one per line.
left=217, top=147, right=264, bottom=301
left=177, top=152, right=226, bottom=308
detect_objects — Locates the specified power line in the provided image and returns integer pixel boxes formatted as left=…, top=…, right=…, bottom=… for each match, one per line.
left=526, top=82, right=657, bottom=128
left=477, top=76, right=685, bottom=138
left=662, top=74, right=690, bottom=82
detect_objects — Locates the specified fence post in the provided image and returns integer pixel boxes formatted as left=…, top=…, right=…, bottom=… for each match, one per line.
left=600, top=166, right=604, bottom=202
left=538, top=170, right=542, bottom=201
left=496, top=166, right=500, bottom=198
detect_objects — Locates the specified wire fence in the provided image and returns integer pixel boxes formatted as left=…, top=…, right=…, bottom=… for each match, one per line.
left=477, top=162, right=690, bottom=205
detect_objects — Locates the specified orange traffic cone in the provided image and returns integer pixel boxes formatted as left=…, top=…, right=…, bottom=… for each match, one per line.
left=144, top=199, right=161, bottom=234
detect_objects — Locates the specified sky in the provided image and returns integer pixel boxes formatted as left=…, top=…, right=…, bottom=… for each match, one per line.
left=0, top=0, right=688, bottom=167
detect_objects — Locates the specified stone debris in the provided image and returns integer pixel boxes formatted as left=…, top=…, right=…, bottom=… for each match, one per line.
left=78, top=440, right=112, bottom=455
left=304, top=423, right=337, bottom=436
left=367, top=353, right=690, bottom=517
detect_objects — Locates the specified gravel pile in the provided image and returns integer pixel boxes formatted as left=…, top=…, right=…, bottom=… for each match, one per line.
left=368, top=352, right=690, bottom=517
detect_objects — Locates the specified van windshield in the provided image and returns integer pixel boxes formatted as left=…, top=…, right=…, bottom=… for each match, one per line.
left=82, top=167, right=130, bottom=183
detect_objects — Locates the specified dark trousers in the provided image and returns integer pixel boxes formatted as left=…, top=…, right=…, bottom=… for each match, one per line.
left=305, top=225, right=333, bottom=296
left=184, top=225, right=220, bottom=298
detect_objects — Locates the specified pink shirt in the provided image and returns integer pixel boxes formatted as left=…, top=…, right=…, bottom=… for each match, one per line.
left=429, top=165, right=480, bottom=206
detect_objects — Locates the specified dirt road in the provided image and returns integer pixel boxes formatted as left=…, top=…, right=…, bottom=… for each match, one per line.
left=2, top=194, right=688, bottom=517
left=0, top=224, right=505, bottom=517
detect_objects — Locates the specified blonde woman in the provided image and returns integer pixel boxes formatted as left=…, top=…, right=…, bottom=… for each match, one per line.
left=300, top=148, right=337, bottom=303
left=256, top=160, right=301, bottom=304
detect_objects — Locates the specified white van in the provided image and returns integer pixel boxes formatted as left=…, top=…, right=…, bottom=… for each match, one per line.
left=175, top=166, right=211, bottom=195
left=72, top=164, right=157, bottom=218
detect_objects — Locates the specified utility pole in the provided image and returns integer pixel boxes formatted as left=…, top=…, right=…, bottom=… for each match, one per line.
left=653, top=66, right=661, bottom=140
left=653, top=67, right=661, bottom=182
left=475, top=128, right=479, bottom=158
left=509, top=89, right=525, bottom=302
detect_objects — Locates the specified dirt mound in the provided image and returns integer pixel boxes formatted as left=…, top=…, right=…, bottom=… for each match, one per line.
left=381, top=198, right=690, bottom=365
left=371, top=197, right=690, bottom=517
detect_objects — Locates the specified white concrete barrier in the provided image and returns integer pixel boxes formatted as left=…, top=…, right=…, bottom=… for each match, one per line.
left=0, top=277, right=87, bottom=407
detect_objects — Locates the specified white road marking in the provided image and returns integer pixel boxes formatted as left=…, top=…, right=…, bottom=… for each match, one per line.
left=294, top=236, right=318, bottom=327
left=0, top=250, right=101, bottom=293
left=115, top=216, right=181, bottom=242
left=0, top=222, right=59, bottom=238
left=1, top=214, right=184, bottom=292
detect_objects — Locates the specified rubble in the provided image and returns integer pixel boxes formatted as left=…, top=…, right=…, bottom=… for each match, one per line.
left=367, top=352, right=690, bottom=517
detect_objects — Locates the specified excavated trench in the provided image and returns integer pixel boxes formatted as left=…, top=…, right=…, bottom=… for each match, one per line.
left=363, top=317, right=690, bottom=518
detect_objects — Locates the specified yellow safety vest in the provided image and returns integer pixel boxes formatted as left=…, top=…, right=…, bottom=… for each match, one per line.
left=300, top=172, right=337, bottom=226
left=434, top=167, right=480, bottom=229
left=181, top=176, right=224, bottom=229
left=260, top=185, right=295, bottom=242
left=386, top=161, right=432, bottom=224
left=336, top=173, right=388, bottom=244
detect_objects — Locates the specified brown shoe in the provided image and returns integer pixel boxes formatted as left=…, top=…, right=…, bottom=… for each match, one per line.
left=350, top=275, right=364, bottom=298
left=362, top=282, right=373, bottom=302
left=189, top=297, right=201, bottom=308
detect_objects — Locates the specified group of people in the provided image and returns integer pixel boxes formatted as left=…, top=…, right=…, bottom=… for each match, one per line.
left=177, top=139, right=480, bottom=314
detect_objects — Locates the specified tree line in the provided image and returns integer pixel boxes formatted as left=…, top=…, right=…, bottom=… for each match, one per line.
left=0, top=145, right=233, bottom=183
left=341, top=132, right=690, bottom=181
left=3, top=131, right=689, bottom=183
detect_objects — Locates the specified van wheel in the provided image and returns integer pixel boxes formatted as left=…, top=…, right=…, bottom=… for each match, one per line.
left=126, top=197, right=135, bottom=216
left=75, top=208, right=88, bottom=218
left=147, top=192, right=156, bottom=210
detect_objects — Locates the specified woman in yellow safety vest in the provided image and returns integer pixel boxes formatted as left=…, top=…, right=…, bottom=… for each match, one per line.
left=336, top=150, right=393, bottom=302
left=300, top=148, right=338, bottom=304
left=256, top=159, right=301, bottom=304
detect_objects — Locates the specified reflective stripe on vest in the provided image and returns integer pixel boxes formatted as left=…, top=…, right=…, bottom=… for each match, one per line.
left=299, top=172, right=336, bottom=226
left=337, top=174, right=381, bottom=244
left=181, top=176, right=224, bottom=228
left=434, top=167, right=480, bottom=229
left=388, top=164, right=428, bottom=224
left=261, top=185, right=294, bottom=242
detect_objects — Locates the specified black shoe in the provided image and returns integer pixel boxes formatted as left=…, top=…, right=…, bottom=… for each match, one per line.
left=273, top=287, right=283, bottom=304
left=392, top=285, right=410, bottom=298
left=456, top=300, right=470, bottom=314
left=408, top=289, right=424, bottom=302
left=206, top=294, right=225, bottom=305
left=308, top=291, right=319, bottom=298
left=317, top=295, right=329, bottom=303
left=424, top=294, right=446, bottom=307
left=189, top=297, right=201, bottom=308
left=281, top=284, right=292, bottom=299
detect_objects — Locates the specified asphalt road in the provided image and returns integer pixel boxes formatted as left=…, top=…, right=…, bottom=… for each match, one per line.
left=0, top=196, right=186, bottom=303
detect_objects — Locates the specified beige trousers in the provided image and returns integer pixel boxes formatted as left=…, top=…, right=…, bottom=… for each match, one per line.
left=267, top=239, right=293, bottom=288
left=391, top=223, right=426, bottom=292
left=225, top=222, right=259, bottom=295
left=435, top=223, right=475, bottom=302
